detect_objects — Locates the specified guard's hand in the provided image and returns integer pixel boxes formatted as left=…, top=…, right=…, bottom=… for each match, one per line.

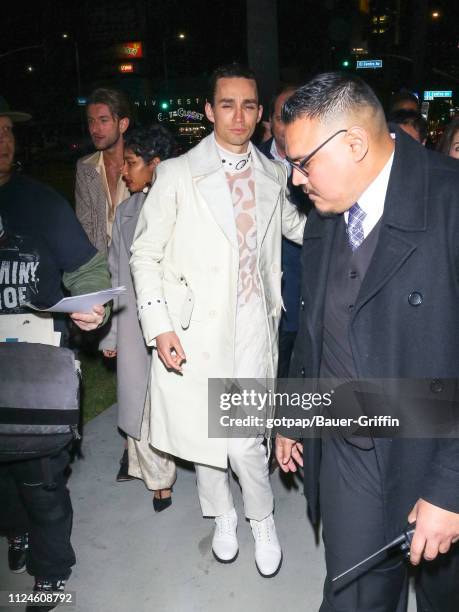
left=408, top=498, right=459, bottom=565
left=156, top=331, right=186, bottom=372
left=70, top=304, right=105, bottom=331
left=103, top=349, right=117, bottom=358
left=275, top=434, right=303, bottom=473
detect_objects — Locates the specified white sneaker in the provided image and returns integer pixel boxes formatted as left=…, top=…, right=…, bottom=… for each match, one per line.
left=250, top=513, right=282, bottom=577
left=212, top=508, right=238, bottom=562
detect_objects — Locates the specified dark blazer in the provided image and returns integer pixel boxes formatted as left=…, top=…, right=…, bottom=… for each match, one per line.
left=290, top=128, right=459, bottom=536
left=258, top=138, right=311, bottom=332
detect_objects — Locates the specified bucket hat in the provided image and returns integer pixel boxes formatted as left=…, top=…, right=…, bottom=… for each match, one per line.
left=0, top=96, right=31, bottom=122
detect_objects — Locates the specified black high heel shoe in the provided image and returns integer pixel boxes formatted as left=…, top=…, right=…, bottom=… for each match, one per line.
left=153, top=489, right=172, bottom=512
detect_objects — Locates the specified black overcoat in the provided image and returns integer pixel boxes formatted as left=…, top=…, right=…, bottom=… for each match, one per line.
left=290, top=128, right=459, bottom=538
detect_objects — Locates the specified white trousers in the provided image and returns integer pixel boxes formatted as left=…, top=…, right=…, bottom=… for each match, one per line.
left=196, top=297, right=273, bottom=520
left=195, top=436, right=273, bottom=521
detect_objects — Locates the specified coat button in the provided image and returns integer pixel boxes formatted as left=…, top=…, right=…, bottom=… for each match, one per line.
left=300, top=367, right=305, bottom=377
left=408, top=292, right=423, bottom=306
left=300, top=298, right=305, bottom=310
left=430, top=378, right=444, bottom=393
left=349, top=270, right=358, bottom=279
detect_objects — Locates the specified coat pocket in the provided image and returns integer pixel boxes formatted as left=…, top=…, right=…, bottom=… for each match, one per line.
left=162, top=278, right=201, bottom=328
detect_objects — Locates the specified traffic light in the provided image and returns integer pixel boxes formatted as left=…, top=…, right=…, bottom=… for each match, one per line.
left=341, top=59, right=350, bottom=68
left=160, top=101, right=169, bottom=110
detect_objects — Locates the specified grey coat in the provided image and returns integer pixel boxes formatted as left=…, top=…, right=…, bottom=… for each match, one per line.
left=99, top=192, right=149, bottom=439
left=75, top=152, right=109, bottom=255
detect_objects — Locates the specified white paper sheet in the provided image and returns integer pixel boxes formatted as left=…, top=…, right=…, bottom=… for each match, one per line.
left=24, top=286, right=126, bottom=314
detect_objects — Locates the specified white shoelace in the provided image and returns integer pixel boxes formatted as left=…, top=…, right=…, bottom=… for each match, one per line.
left=251, top=517, right=273, bottom=543
left=215, top=513, right=236, bottom=537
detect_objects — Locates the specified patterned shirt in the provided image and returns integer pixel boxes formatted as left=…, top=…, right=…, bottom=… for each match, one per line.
left=226, top=167, right=261, bottom=308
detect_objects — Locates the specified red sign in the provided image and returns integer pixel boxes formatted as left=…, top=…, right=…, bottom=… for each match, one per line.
left=119, top=63, right=134, bottom=73
left=118, top=42, right=143, bottom=59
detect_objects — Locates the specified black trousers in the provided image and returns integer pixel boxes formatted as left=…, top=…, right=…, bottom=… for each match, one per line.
left=0, top=448, right=75, bottom=580
left=319, top=438, right=459, bottom=612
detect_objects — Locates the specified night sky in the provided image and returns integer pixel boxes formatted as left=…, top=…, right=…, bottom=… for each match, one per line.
left=2, top=0, right=458, bottom=122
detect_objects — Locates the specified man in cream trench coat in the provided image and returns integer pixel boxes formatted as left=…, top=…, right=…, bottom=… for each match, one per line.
left=130, top=64, right=305, bottom=577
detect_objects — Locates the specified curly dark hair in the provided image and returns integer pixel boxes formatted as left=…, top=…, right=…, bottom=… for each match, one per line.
left=124, top=124, right=175, bottom=162
left=437, top=117, right=459, bottom=156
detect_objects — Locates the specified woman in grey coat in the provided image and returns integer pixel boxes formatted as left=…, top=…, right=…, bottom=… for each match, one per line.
left=100, top=125, right=176, bottom=511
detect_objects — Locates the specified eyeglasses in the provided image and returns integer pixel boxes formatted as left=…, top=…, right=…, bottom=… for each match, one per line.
left=286, top=129, right=347, bottom=178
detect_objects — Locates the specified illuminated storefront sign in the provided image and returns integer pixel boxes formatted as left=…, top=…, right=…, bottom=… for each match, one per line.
left=119, top=63, right=134, bottom=73
left=133, top=97, right=206, bottom=124
left=158, top=107, right=205, bottom=122
left=117, top=42, right=143, bottom=59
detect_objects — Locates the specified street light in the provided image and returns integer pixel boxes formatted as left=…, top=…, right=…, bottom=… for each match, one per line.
left=431, top=11, right=440, bottom=19
left=62, top=33, right=82, bottom=98
left=162, top=33, right=186, bottom=93
left=62, top=33, right=84, bottom=134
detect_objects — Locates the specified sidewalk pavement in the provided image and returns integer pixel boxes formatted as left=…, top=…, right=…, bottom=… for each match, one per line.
left=1, top=405, right=416, bottom=612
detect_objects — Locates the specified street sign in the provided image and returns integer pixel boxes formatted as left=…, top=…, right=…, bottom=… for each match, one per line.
left=356, top=59, right=383, bottom=69
left=423, top=90, right=453, bottom=101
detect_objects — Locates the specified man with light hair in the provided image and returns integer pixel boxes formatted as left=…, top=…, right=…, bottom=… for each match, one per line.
left=277, top=72, right=459, bottom=611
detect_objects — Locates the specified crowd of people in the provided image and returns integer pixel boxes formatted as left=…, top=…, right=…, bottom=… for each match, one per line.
left=1, top=63, right=458, bottom=612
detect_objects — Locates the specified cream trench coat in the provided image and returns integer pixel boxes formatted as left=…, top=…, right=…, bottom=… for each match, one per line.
left=130, top=134, right=305, bottom=468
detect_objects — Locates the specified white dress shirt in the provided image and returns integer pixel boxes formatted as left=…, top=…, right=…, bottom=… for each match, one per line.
left=270, top=138, right=292, bottom=176
left=344, top=152, right=394, bottom=238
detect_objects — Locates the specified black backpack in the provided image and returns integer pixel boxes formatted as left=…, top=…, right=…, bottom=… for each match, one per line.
left=0, top=343, right=80, bottom=462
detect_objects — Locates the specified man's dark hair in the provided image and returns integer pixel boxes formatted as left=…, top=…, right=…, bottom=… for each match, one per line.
left=268, top=83, right=299, bottom=118
left=124, top=124, right=175, bottom=163
left=437, top=117, right=459, bottom=156
left=87, top=87, right=132, bottom=122
left=389, top=109, right=427, bottom=143
left=389, top=90, right=419, bottom=113
left=208, top=63, right=258, bottom=106
left=281, top=72, right=383, bottom=125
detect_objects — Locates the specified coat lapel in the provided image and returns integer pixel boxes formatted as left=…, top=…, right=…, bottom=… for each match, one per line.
left=251, top=146, right=282, bottom=254
left=303, top=215, right=338, bottom=350
left=188, top=135, right=238, bottom=248
left=354, top=128, right=428, bottom=314
left=82, top=151, right=102, bottom=179
left=353, top=228, right=416, bottom=315
left=120, top=193, right=145, bottom=253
